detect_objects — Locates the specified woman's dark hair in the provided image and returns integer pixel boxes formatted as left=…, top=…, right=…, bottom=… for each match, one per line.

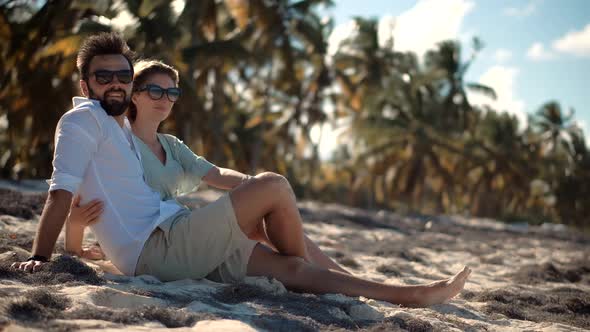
left=128, top=59, right=180, bottom=122
left=76, top=32, right=135, bottom=80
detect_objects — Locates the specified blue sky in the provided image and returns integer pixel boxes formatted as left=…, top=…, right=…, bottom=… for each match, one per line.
left=319, top=0, right=590, bottom=144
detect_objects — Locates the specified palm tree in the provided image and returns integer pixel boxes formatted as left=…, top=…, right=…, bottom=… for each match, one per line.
left=331, top=23, right=479, bottom=211
left=424, top=38, right=496, bottom=132
left=532, top=101, right=576, bottom=160
left=220, top=0, right=334, bottom=179
left=466, top=111, right=538, bottom=216
left=0, top=0, right=112, bottom=178
left=554, top=127, right=590, bottom=227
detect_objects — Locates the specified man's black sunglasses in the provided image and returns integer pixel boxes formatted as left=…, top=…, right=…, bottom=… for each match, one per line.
left=92, top=70, right=133, bottom=85
left=137, top=84, right=182, bottom=102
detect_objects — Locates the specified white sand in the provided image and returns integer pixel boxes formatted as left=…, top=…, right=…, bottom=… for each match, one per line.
left=1, top=186, right=589, bottom=331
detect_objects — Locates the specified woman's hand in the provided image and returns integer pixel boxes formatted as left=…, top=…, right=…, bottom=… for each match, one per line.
left=67, top=195, right=104, bottom=229
left=81, top=244, right=106, bottom=260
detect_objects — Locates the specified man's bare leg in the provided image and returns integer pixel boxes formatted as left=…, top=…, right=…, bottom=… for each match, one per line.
left=247, top=244, right=471, bottom=307
left=230, top=172, right=310, bottom=261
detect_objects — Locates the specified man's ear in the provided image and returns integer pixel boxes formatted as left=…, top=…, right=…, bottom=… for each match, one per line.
left=80, top=80, right=89, bottom=97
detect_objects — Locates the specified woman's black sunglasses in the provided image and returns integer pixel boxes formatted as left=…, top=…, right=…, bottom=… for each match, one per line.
left=92, top=70, right=133, bottom=85
left=137, top=84, right=182, bottom=102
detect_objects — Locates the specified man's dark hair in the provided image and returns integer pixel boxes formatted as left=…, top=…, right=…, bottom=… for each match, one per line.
left=76, top=32, right=136, bottom=80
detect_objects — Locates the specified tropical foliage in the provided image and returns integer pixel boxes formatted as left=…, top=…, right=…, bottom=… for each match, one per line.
left=0, top=0, right=587, bottom=228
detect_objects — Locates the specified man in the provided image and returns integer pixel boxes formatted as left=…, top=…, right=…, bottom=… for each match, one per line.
left=11, top=32, right=185, bottom=275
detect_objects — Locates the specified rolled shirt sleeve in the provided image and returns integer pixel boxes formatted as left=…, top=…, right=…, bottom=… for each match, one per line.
left=48, top=112, right=100, bottom=193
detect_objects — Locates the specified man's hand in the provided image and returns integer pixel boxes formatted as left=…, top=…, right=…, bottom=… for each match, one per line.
left=11, top=260, right=46, bottom=273
left=10, top=189, right=72, bottom=274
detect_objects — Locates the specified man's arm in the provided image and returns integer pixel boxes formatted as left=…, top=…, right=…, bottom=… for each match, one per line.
left=13, top=110, right=99, bottom=272
left=202, top=166, right=253, bottom=190
left=11, top=189, right=72, bottom=272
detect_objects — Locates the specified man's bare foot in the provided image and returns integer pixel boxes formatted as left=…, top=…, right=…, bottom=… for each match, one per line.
left=411, top=266, right=472, bottom=307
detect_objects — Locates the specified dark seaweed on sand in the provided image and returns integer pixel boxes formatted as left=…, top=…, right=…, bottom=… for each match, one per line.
left=512, top=261, right=590, bottom=284
left=0, top=189, right=47, bottom=219
left=65, top=305, right=215, bottom=328
left=213, top=282, right=357, bottom=329
left=0, top=255, right=104, bottom=286
left=213, top=282, right=437, bottom=332
left=463, top=287, right=590, bottom=329
left=1, top=287, right=215, bottom=329
left=3, top=289, right=70, bottom=322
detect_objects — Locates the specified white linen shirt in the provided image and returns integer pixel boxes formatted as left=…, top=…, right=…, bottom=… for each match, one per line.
left=49, top=97, right=184, bottom=276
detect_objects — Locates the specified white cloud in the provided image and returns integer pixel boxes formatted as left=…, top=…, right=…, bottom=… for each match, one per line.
left=504, top=0, right=538, bottom=17
left=493, top=49, right=512, bottom=63
left=553, top=23, right=590, bottom=57
left=526, top=42, right=555, bottom=61
left=526, top=24, right=590, bottom=61
left=468, top=66, right=527, bottom=127
left=329, top=0, right=474, bottom=58
left=388, top=0, right=475, bottom=56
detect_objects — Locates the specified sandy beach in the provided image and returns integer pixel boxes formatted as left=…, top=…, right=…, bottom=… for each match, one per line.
left=0, top=183, right=588, bottom=331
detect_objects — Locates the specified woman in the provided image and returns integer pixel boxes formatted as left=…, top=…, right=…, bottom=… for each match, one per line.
left=66, top=59, right=471, bottom=307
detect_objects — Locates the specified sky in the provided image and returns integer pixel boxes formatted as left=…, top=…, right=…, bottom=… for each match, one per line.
left=314, top=0, right=590, bottom=159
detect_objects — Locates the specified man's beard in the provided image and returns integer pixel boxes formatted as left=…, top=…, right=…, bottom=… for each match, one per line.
left=88, top=87, right=130, bottom=117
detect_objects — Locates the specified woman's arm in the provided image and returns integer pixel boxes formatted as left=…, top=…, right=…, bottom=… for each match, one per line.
left=65, top=220, right=84, bottom=256
left=168, top=134, right=251, bottom=191
left=65, top=195, right=104, bottom=259
left=202, top=166, right=252, bottom=190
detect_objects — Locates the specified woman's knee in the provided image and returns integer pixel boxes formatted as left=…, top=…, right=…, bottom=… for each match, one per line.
left=247, top=245, right=308, bottom=279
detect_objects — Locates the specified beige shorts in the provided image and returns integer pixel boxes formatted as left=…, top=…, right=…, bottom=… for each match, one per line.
left=134, top=193, right=257, bottom=283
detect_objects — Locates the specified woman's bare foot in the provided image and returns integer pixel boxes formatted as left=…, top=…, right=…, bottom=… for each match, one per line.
left=409, top=266, right=472, bottom=307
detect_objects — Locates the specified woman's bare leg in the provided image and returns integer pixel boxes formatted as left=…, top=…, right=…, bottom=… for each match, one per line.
left=303, top=235, right=350, bottom=274
left=248, top=221, right=350, bottom=274
left=247, top=244, right=471, bottom=307
left=230, top=172, right=310, bottom=261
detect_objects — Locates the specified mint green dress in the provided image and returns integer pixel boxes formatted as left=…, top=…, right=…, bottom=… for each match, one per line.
left=133, top=133, right=215, bottom=201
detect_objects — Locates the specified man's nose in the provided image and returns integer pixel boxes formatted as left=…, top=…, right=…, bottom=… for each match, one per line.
left=110, top=76, right=125, bottom=86
left=109, top=73, right=131, bottom=86
left=106, top=79, right=130, bottom=91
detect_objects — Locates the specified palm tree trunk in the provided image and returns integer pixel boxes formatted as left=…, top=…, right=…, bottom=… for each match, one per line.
left=249, top=63, right=273, bottom=174
left=210, top=66, right=225, bottom=163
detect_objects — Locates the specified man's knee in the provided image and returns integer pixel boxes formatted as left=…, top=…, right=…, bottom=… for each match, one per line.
left=258, top=172, right=291, bottom=194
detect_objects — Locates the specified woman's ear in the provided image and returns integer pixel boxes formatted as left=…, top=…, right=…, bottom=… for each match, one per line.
left=131, top=92, right=139, bottom=104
